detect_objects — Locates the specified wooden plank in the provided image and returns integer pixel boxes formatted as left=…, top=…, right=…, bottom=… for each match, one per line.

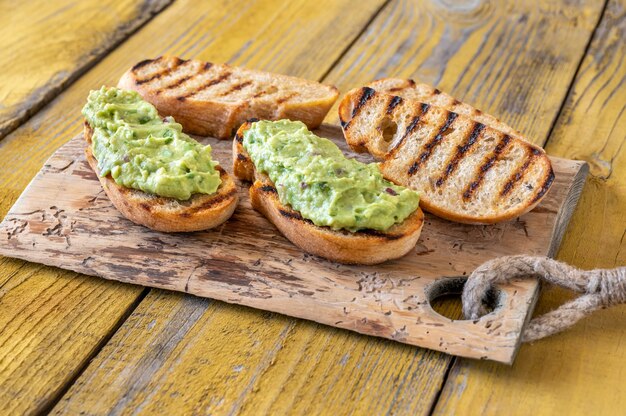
left=0, top=0, right=171, bottom=140
left=47, top=0, right=603, bottom=414
left=433, top=0, right=626, bottom=414
left=0, top=0, right=387, bottom=413
left=52, top=290, right=452, bottom=415
left=0, top=258, right=144, bottom=415
left=0, top=126, right=587, bottom=362
left=324, top=0, right=605, bottom=145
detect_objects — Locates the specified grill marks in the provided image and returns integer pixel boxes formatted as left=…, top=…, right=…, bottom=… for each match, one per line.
left=389, top=103, right=430, bottom=154
left=135, top=58, right=190, bottom=86
left=386, top=96, right=403, bottom=114
left=462, top=135, right=512, bottom=201
left=133, top=57, right=175, bottom=85
left=131, top=58, right=156, bottom=71
left=338, top=85, right=556, bottom=221
left=166, top=75, right=195, bottom=96
left=404, top=115, right=422, bottom=138
left=148, top=59, right=196, bottom=94
left=252, top=90, right=268, bottom=99
left=531, top=168, right=555, bottom=203
left=500, top=147, right=542, bottom=196
left=177, top=71, right=232, bottom=100
left=132, top=59, right=286, bottom=103
left=218, top=80, right=252, bottom=97
left=135, top=58, right=233, bottom=100
left=185, top=187, right=237, bottom=215
left=279, top=208, right=313, bottom=225
left=276, top=92, right=297, bottom=104
left=407, top=111, right=457, bottom=176
left=137, top=72, right=166, bottom=85
left=352, top=87, right=376, bottom=117
left=342, top=87, right=377, bottom=130
left=435, top=122, right=485, bottom=187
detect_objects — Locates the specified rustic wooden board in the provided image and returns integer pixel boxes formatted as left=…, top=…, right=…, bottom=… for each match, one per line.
left=0, top=124, right=586, bottom=363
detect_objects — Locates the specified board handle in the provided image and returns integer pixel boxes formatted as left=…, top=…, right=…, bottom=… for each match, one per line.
left=462, top=255, right=626, bottom=342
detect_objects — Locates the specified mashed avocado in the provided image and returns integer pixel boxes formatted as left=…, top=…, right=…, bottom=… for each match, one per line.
left=82, top=86, right=221, bottom=200
left=242, top=120, right=420, bottom=231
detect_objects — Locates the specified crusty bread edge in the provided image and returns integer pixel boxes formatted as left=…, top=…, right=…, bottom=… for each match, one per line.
left=232, top=121, right=425, bottom=265
left=84, top=123, right=238, bottom=232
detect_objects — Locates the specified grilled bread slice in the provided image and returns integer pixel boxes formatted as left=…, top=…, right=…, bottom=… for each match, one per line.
left=366, top=78, right=524, bottom=139
left=338, top=87, right=554, bottom=224
left=233, top=121, right=425, bottom=265
left=119, top=56, right=339, bottom=139
left=84, top=124, right=238, bottom=232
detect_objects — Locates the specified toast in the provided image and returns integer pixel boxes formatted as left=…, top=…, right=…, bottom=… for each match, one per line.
left=119, top=56, right=339, bottom=139
left=233, top=121, right=424, bottom=265
left=338, top=87, right=554, bottom=224
left=84, top=124, right=238, bottom=232
left=366, top=78, right=524, bottom=139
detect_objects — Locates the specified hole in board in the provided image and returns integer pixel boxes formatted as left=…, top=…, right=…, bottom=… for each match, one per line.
left=425, top=277, right=502, bottom=321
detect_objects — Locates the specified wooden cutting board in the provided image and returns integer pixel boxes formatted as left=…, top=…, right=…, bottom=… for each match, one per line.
left=0, top=124, right=587, bottom=363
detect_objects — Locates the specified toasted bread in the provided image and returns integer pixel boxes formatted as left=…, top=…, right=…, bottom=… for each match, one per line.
left=233, top=121, right=424, bottom=265
left=366, top=78, right=524, bottom=139
left=338, top=87, right=554, bottom=224
left=118, top=56, right=339, bottom=139
left=84, top=124, right=238, bottom=232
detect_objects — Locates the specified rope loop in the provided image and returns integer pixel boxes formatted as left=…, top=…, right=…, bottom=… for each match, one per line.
left=462, top=256, right=626, bottom=342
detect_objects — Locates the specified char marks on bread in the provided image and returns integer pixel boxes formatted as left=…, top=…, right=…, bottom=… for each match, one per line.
left=119, top=56, right=339, bottom=139
left=338, top=81, right=554, bottom=224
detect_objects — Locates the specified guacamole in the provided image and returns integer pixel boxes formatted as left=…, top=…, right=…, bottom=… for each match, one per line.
left=242, top=120, right=420, bottom=231
left=82, top=86, right=221, bottom=200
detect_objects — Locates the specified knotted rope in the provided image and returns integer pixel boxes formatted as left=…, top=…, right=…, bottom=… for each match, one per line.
left=462, top=255, right=626, bottom=342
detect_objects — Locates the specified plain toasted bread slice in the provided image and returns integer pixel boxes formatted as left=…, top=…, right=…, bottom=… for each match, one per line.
left=118, top=56, right=339, bottom=139
left=366, top=78, right=525, bottom=140
left=84, top=124, right=238, bottom=232
left=338, top=87, right=554, bottom=224
left=233, top=121, right=424, bottom=265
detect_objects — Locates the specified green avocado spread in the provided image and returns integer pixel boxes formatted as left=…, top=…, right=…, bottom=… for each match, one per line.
left=242, top=120, right=420, bottom=231
left=82, top=86, right=221, bottom=200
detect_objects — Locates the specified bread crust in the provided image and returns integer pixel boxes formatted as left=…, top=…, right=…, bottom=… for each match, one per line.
left=119, top=56, right=339, bottom=139
left=233, top=122, right=424, bottom=265
left=84, top=124, right=238, bottom=232
left=338, top=86, right=554, bottom=224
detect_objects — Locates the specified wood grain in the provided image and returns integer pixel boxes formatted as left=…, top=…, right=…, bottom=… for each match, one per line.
left=323, top=0, right=605, bottom=146
left=434, top=0, right=626, bottom=414
left=0, top=0, right=171, bottom=140
left=52, top=290, right=452, bottom=415
left=39, top=0, right=605, bottom=414
left=0, top=125, right=586, bottom=362
left=0, top=258, right=144, bottom=415
left=0, top=0, right=386, bottom=413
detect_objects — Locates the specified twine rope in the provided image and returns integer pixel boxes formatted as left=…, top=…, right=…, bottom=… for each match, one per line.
left=462, top=255, right=626, bottom=342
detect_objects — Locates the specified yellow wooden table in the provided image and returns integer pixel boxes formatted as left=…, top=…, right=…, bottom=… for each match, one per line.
left=1, top=0, right=624, bottom=414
